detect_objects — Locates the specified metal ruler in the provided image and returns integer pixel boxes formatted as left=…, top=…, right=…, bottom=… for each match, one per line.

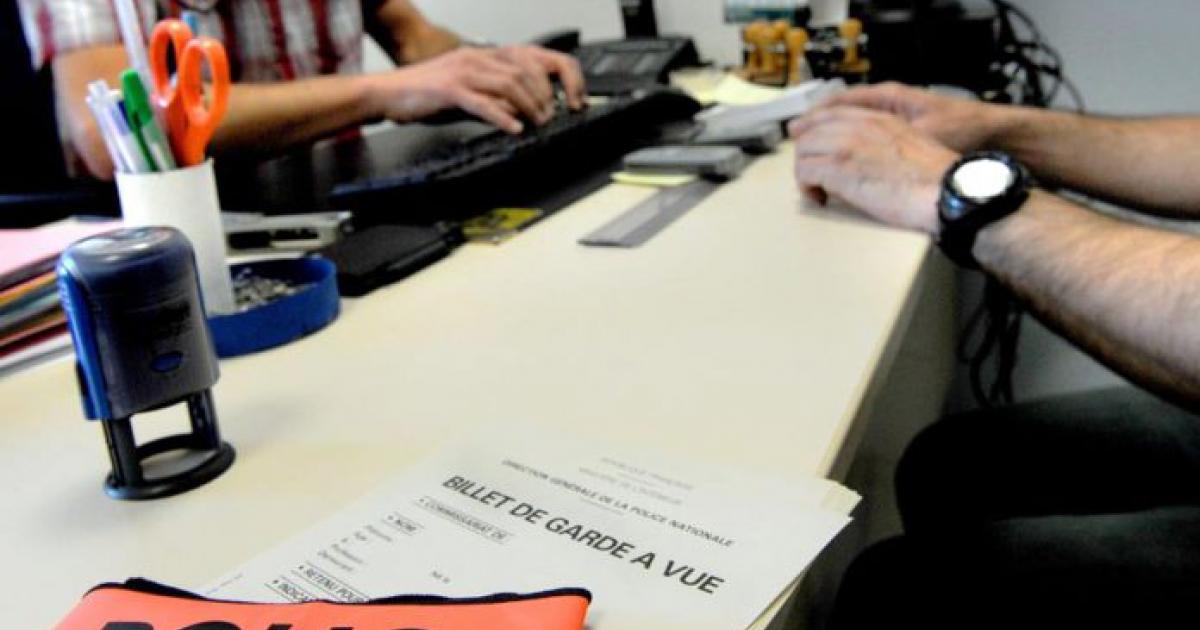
left=579, top=179, right=719, bottom=248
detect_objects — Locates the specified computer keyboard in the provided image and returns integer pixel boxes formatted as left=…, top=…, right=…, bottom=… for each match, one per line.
left=329, top=89, right=703, bottom=218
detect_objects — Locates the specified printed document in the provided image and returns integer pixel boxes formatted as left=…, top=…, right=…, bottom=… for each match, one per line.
left=207, top=424, right=857, bottom=629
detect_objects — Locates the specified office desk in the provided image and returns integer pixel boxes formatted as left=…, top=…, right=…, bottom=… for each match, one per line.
left=0, top=144, right=937, bottom=628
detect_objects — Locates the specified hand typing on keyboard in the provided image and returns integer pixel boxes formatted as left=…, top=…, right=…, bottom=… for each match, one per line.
left=332, top=89, right=705, bottom=212
left=370, top=46, right=586, bottom=135
left=494, top=46, right=587, bottom=112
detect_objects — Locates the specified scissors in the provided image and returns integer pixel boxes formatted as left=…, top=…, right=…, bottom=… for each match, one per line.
left=149, top=19, right=230, bottom=167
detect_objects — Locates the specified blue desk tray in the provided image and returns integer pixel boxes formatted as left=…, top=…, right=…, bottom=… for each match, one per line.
left=208, top=257, right=340, bottom=358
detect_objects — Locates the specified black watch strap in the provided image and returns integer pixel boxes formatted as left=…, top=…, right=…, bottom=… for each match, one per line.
left=937, top=151, right=1031, bottom=269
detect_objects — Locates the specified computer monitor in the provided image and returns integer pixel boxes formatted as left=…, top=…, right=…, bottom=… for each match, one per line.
left=619, top=0, right=658, bottom=38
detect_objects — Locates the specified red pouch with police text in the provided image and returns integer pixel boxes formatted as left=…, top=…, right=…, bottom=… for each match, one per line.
left=55, top=578, right=592, bottom=629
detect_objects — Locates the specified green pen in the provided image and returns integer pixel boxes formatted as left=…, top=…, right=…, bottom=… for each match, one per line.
left=120, top=69, right=177, bottom=172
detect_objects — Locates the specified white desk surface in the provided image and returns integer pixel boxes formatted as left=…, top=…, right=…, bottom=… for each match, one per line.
left=0, top=144, right=931, bottom=628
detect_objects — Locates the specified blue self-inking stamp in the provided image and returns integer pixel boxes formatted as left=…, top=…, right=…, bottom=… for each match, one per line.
left=58, top=227, right=235, bottom=500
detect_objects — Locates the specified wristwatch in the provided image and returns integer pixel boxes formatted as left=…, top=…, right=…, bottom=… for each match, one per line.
left=937, top=151, right=1031, bottom=268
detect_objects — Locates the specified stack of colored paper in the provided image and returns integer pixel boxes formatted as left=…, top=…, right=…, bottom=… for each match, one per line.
left=0, top=221, right=121, bottom=376
left=0, top=269, right=65, bottom=360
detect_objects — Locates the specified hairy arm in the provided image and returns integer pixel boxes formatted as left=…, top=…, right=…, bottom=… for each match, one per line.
left=988, top=108, right=1200, bottom=219
left=791, top=105, right=1200, bottom=410
left=372, top=0, right=461, bottom=64
left=52, top=46, right=127, bottom=179
left=214, top=76, right=376, bottom=156
left=55, top=39, right=579, bottom=179
left=825, top=83, right=1200, bottom=219
left=55, top=45, right=379, bottom=176
left=368, top=0, right=585, bottom=112
left=977, top=190, right=1200, bottom=407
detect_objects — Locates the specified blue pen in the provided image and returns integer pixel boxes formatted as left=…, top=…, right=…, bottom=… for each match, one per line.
left=105, top=92, right=153, bottom=173
left=85, top=95, right=128, bottom=173
left=86, top=80, right=151, bottom=173
left=181, top=10, right=201, bottom=35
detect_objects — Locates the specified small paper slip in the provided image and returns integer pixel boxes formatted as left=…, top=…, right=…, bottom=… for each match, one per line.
left=671, top=71, right=786, bottom=107
left=611, top=171, right=699, bottom=188
left=697, top=79, right=847, bottom=132
left=707, top=75, right=788, bottom=106
left=206, top=424, right=858, bottom=630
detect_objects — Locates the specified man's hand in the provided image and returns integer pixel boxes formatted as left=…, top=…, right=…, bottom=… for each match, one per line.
left=824, top=82, right=1005, bottom=153
left=789, top=106, right=960, bottom=236
left=370, top=47, right=546, bottom=134
left=494, top=45, right=586, bottom=112
left=369, top=46, right=583, bottom=135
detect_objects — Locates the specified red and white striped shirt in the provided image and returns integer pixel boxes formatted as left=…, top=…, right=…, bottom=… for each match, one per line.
left=18, top=0, right=366, bottom=82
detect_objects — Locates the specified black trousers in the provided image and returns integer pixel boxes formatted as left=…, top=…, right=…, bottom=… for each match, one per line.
left=831, top=387, right=1200, bottom=628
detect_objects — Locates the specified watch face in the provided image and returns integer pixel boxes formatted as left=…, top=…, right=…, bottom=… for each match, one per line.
left=951, top=158, right=1015, bottom=202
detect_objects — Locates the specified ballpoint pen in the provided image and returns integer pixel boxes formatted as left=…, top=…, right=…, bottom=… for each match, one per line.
left=181, top=10, right=201, bottom=36
left=86, top=80, right=152, bottom=174
left=105, top=89, right=154, bottom=174
left=85, top=94, right=129, bottom=173
left=121, top=69, right=177, bottom=172
left=114, top=0, right=154, bottom=99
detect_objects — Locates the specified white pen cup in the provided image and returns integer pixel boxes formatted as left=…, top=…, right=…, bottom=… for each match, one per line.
left=116, top=159, right=236, bottom=316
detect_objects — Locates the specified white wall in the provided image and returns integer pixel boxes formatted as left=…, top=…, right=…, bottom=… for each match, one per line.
left=365, top=0, right=627, bottom=72
left=411, top=0, right=624, bottom=47
left=1008, top=0, right=1200, bottom=115
left=381, top=1, right=843, bottom=69
left=407, top=0, right=747, bottom=65
left=656, top=0, right=742, bottom=65
left=398, top=0, right=1200, bottom=113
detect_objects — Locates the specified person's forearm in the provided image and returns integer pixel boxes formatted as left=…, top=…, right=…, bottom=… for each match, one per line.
left=374, top=0, right=460, bottom=65
left=397, top=21, right=460, bottom=64
left=975, top=190, right=1200, bottom=408
left=212, top=74, right=379, bottom=156
left=986, top=107, right=1200, bottom=218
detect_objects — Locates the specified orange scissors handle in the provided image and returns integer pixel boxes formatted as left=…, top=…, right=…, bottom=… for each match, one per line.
left=148, top=19, right=194, bottom=155
left=177, top=37, right=231, bottom=166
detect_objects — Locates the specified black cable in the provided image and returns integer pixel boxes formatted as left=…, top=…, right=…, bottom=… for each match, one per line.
left=957, top=276, right=1025, bottom=408
left=988, top=0, right=1086, bottom=111
left=954, top=0, right=1085, bottom=407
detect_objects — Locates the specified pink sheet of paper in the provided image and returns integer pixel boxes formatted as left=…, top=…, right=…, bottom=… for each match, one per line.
left=0, top=221, right=123, bottom=278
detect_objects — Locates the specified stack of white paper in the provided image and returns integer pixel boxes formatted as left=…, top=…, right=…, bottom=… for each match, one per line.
left=697, top=79, right=848, bottom=133
left=206, top=424, right=858, bottom=630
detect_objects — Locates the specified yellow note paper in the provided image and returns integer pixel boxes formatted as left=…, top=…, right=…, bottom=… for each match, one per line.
left=611, top=171, right=698, bottom=188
